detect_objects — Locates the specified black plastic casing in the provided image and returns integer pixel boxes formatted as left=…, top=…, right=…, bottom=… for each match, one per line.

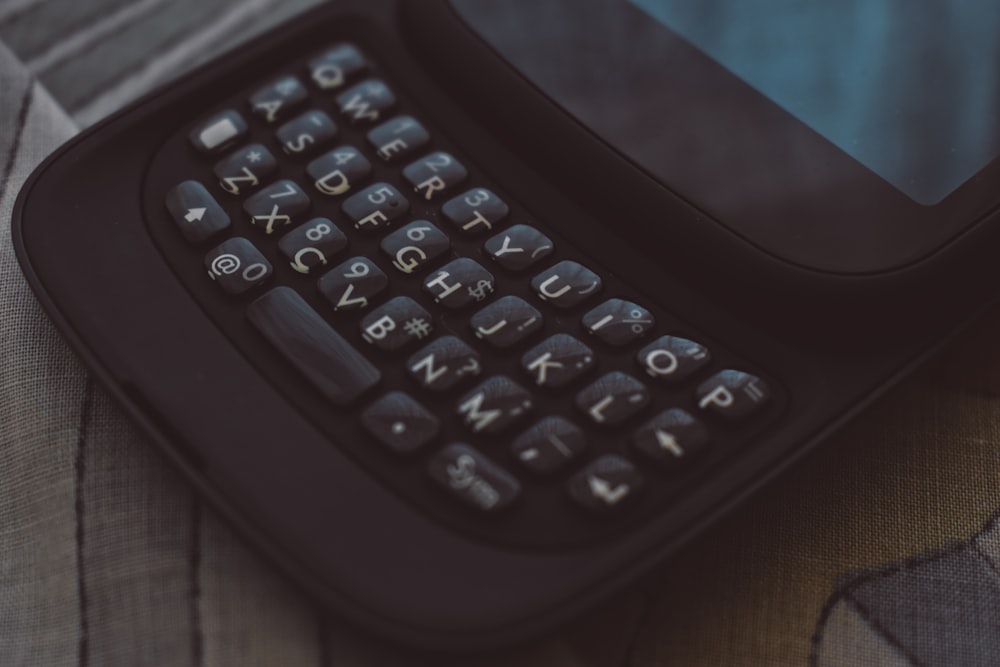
left=12, top=0, right=1000, bottom=652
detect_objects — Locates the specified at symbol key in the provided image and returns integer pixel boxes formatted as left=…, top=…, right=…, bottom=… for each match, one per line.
left=205, top=237, right=272, bottom=294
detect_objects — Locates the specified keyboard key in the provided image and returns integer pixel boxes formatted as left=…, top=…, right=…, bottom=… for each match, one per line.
left=189, top=110, right=247, bottom=154
left=249, top=76, right=308, bottom=123
left=633, top=408, right=709, bottom=470
left=247, top=287, right=380, bottom=406
left=380, top=221, right=450, bottom=274
left=318, top=257, right=387, bottom=312
left=531, top=260, right=602, bottom=308
left=582, top=299, right=655, bottom=346
left=576, top=371, right=650, bottom=425
left=214, top=143, right=277, bottom=195
left=308, top=43, right=367, bottom=91
left=277, top=217, right=348, bottom=275
left=336, top=79, right=396, bottom=124
left=367, top=115, right=430, bottom=162
left=402, top=151, right=467, bottom=201
left=423, top=258, right=495, bottom=309
left=275, top=110, right=338, bottom=157
left=205, top=237, right=272, bottom=294
left=427, top=444, right=520, bottom=513
left=306, top=146, right=371, bottom=197
left=696, top=370, right=771, bottom=420
left=483, top=224, right=555, bottom=271
left=470, top=295, right=543, bottom=348
left=567, top=455, right=643, bottom=514
left=341, top=182, right=409, bottom=231
left=360, top=296, right=434, bottom=351
left=511, top=417, right=587, bottom=474
left=442, top=188, right=509, bottom=234
left=165, top=180, right=230, bottom=242
left=361, top=391, right=439, bottom=454
left=406, top=336, right=482, bottom=392
left=637, top=335, right=711, bottom=383
left=243, top=179, right=311, bottom=234
left=521, top=334, right=595, bottom=388
left=456, top=376, right=533, bottom=434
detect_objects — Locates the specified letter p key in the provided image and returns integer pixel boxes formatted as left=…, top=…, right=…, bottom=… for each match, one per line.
left=696, top=370, right=771, bottom=420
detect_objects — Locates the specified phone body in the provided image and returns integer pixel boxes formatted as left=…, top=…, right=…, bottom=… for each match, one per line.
left=12, top=0, right=1000, bottom=651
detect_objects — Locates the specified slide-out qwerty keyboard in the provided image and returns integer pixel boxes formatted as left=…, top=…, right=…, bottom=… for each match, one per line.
left=151, top=41, right=777, bottom=547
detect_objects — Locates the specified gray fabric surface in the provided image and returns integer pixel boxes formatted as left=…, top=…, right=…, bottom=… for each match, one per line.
left=1, top=0, right=321, bottom=126
left=0, top=19, right=386, bottom=667
left=0, top=38, right=84, bottom=665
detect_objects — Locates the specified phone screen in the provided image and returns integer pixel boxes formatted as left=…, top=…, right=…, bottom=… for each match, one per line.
left=629, top=0, right=1000, bottom=205
left=450, top=0, right=1000, bottom=271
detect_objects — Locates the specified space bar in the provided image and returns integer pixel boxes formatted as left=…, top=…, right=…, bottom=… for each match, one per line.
left=247, top=287, right=381, bottom=406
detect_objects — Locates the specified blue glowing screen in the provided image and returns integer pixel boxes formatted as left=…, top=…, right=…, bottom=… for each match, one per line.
left=630, top=0, right=1000, bottom=204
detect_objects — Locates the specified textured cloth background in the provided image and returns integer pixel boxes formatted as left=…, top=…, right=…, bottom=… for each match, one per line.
left=4, top=1, right=1000, bottom=665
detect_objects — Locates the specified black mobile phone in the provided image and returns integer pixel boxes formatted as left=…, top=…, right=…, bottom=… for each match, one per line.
left=13, top=0, right=1000, bottom=652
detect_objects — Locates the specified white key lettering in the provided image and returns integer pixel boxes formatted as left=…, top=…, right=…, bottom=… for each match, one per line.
left=314, top=169, right=349, bottom=196
left=362, top=314, right=397, bottom=342
left=415, top=175, right=446, bottom=200
left=525, top=352, right=564, bottom=386
left=425, top=271, right=462, bottom=301
left=537, top=275, right=572, bottom=300
left=410, top=353, right=448, bottom=387
left=643, top=349, right=679, bottom=377
left=220, top=167, right=259, bottom=195
left=699, top=385, right=734, bottom=410
left=457, top=392, right=503, bottom=433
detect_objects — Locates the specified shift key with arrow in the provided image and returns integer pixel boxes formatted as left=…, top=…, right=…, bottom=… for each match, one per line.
left=166, top=180, right=231, bottom=242
left=633, top=408, right=709, bottom=471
